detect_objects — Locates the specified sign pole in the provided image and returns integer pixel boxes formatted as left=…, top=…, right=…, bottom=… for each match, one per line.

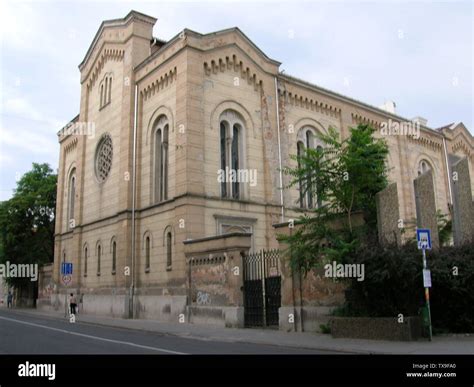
left=422, top=248, right=433, bottom=341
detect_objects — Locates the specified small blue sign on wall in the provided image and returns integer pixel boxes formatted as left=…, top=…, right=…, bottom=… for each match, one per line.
left=61, top=262, right=73, bottom=275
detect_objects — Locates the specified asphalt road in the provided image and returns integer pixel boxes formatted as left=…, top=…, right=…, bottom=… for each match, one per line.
left=0, top=309, right=337, bottom=354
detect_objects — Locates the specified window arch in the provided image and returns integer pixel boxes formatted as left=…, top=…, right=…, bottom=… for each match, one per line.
left=99, top=73, right=113, bottom=109
left=418, top=159, right=432, bottom=176
left=219, top=110, right=245, bottom=199
left=154, top=115, right=169, bottom=203
left=67, top=169, right=76, bottom=230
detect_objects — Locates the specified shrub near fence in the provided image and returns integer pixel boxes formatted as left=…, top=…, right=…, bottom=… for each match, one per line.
left=342, top=243, right=474, bottom=333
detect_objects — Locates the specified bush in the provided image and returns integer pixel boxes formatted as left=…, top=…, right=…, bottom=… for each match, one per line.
left=343, top=243, right=474, bottom=333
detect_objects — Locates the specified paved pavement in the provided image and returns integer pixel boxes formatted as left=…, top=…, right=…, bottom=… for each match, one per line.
left=1, top=307, right=473, bottom=354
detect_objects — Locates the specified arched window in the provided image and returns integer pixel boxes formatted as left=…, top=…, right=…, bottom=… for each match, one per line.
left=220, top=122, right=227, bottom=197
left=297, top=127, right=322, bottom=209
left=166, top=232, right=172, bottom=269
left=112, top=241, right=116, bottom=275
left=145, top=236, right=151, bottom=272
left=154, top=116, right=169, bottom=203
left=97, top=244, right=101, bottom=276
left=84, top=246, right=88, bottom=277
left=68, top=169, right=76, bottom=230
left=418, top=159, right=431, bottom=176
left=219, top=110, right=245, bottom=199
left=99, top=74, right=113, bottom=109
left=62, top=250, right=66, bottom=263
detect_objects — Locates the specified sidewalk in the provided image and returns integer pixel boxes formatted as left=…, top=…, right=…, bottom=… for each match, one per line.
left=7, top=307, right=474, bottom=354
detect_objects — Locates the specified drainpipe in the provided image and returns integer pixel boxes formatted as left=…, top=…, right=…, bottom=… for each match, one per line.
left=130, top=83, right=138, bottom=318
left=274, top=76, right=285, bottom=223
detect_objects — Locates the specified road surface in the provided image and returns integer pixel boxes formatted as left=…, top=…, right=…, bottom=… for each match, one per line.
left=0, top=308, right=338, bottom=354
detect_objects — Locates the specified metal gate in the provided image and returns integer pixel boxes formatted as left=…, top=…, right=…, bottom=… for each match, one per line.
left=243, top=249, right=281, bottom=328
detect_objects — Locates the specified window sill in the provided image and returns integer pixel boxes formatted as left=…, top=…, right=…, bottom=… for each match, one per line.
left=111, top=270, right=116, bottom=275
left=97, top=272, right=101, bottom=276
left=99, top=101, right=110, bottom=111
left=166, top=266, right=172, bottom=272
left=145, top=268, right=150, bottom=273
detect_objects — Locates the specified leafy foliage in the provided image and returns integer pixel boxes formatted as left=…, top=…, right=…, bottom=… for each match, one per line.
left=279, top=124, right=389, bottom=273
left=0, top=163, right=57, bottom=288
left=342, top=242, right=474, bottom=333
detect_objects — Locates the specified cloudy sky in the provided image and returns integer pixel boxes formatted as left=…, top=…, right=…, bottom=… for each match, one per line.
left=0, top=0, right=472, bottom=201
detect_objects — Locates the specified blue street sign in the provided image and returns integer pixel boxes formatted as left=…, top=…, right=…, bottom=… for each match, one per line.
left=61, top=262, right=73, bottom=275
left=417, top=229, right=432, bottom=250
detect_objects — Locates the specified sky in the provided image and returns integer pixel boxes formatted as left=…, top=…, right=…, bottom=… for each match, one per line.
left=0, top=0, right=472, bottom=201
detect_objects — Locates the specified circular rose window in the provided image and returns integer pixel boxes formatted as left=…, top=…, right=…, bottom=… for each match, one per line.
left=95, top=134, right=113, bottom=183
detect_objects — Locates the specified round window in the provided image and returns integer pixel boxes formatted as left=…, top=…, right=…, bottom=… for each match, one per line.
left=95, top=134, right=113, bottom=182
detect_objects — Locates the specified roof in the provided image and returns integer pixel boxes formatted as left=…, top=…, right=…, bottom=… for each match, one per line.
left=79, top=10, right=157, bottom=70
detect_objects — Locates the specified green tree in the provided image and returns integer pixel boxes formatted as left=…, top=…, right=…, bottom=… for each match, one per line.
left=279, top=124, right=389, bottom=273
left=0, top=163, right=57, bottom=289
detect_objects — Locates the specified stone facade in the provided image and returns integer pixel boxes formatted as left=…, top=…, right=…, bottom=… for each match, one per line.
left=414, top=171, right=440, bottom=250
left=376, top=183, right=402, bottom=246
left=49, top=11, right=474, bottom=322
left=451, top=158, right=474, bottom=246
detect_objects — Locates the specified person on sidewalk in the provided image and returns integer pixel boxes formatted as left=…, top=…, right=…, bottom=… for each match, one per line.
left=69, top=293, right=77, bottom=315
left=7, top=291, right=13, bottom=308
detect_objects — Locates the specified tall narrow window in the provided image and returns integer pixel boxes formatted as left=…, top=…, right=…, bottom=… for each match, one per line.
left=219, top=110, right=244, bottom=200
left=68, top=171, right=76, bottom=230
left=298, top=128, right=323, bottom=209
left=166, top=232, right=172, bottom=269
left=84, top=247, right=88, bottom=277
left=97, top=245, right=101, bottom=276
left=162, top=125, right=169, bottom=201
left=112, top=241, right=116, bottom=274
left=306, top=131, right=314, bottom=208
left=153, top=116, right=169, bottom=203
left=316, top=145, right=323, bottom=208
left=104, top=78, right=108, bottom=104
left=154, top=128, right=162, bottom=202
left=100, top=84, right=104, bottom=107
left=145, top=236, right=150, bottom=272
left=108, top=78, right=112, bottom=104
left=297, top=141, right=305, bottom=208
left=231, top=125, right=240, bottom=199
left=63, top=251, right=66, bottom=263
left=220, top=122, right=227, bottom=198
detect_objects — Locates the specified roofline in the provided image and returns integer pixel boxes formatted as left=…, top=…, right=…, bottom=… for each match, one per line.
left=186, top=26, right=281, bottom=66
left=56, top=114, right=80, bottom=137
left=79, top=10, right=157, bottom=70
left=135, top=26, right=281, bottom=72
left=279, top=73, right=445, bottom=138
